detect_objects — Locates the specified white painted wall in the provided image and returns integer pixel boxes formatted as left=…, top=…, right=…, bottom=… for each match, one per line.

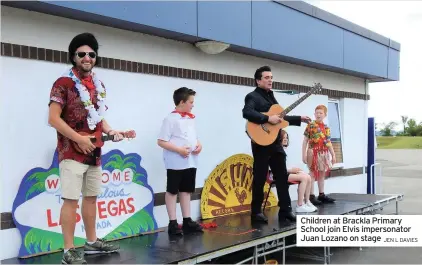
left=0, top=5, right=369, bottom=260
left=1, top=6, right=365, bottom=94
left=341, top=98, right=368, bottom=168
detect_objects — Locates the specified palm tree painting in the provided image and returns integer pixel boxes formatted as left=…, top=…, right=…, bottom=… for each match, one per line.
left=103, top=153, right=145, bottom=186
left=101, top=150, right=157, bottom=239
left=11, top=149, right=158, bottom=258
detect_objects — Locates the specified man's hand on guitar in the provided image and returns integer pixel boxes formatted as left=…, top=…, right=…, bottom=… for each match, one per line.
left=108, top=130, right=124, bottom=142
left=268, top=115, right=283, bottom=125
left=76, top=135, right=96, bottom=154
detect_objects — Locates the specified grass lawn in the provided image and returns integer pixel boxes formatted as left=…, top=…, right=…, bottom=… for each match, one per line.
left=377, top=136, right=422, bottom=149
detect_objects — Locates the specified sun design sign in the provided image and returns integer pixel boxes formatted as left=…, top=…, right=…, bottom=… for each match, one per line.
left=12, top=149, right=157, bottom=258
left=201, top=154, right=278, bottom=219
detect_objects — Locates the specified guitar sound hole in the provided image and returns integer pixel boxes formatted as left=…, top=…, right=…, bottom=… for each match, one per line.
left=261, top=124, right=270, bottom=134
left=91, top=138, right=97, bottom=143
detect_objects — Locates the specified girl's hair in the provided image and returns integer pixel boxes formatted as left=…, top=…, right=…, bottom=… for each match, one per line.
left=280, top=129, right=289, bottom=147
left=315, top=104, right=327, bottom=115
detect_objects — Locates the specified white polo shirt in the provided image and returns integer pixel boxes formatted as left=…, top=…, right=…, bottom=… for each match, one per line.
left=157, top=112, right=199, bottom=170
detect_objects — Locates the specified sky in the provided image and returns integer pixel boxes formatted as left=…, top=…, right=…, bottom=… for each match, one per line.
left=306, top=1, right=422, bottom=130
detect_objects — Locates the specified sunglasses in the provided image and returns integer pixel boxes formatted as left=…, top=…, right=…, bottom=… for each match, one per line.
left=75, top=51, right=96, bottom=59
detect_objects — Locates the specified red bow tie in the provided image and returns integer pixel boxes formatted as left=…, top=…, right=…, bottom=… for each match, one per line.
left=172, top=110, right=195, bottom=119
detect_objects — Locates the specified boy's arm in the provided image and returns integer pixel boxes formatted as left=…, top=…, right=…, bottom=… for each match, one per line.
left=157, top=118, right=188, bottom=156
left=328, top=145, right=336, bottom=164
left=325, top=127, right=336, bottom=164
left=192, top=139, right=202, bottom=154
left=157, top=139, right=182, bottom=153
left=157, top=140, right=191, bottom=158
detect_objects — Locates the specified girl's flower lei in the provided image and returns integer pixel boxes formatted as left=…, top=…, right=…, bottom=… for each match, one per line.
left=63, top=68, right=106, bottom=130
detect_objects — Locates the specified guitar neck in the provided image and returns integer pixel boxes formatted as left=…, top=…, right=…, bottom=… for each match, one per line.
left=280, top=85, right=321, bottom=116
left=100, top=131, right=134, bottom=143
left=102, top=134, right=115, bottom=142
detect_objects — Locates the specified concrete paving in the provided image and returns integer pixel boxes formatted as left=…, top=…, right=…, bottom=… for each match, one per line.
left=376, top=149, right=422, bottom=216
left=284, top=149, right=422, bottom=264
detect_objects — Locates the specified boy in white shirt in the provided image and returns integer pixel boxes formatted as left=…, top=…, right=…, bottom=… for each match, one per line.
left=157, top=87, right=204, bottom=235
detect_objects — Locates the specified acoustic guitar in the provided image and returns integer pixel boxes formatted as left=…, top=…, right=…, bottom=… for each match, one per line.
left=245, top=83, right=323, bottom=146
left=72, top=130, right=136, bottom=153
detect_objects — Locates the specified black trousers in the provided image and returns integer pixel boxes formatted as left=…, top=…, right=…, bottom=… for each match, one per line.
left=251, top=144, right=292, bottom=215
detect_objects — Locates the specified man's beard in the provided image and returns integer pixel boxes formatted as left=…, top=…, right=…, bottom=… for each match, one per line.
left=79, top=64, right=93, bottom=73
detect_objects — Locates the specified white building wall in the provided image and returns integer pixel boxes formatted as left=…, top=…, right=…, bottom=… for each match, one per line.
left=0, top=6, right=369, bottom=260
left=342, top=98, right=369, bottom=169
left=1, top=6, right=365, bottom=94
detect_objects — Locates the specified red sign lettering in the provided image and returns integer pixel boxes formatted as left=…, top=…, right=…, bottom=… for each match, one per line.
left=102, top=172, right=109, bottom=184
left=46, top=206, right=81, bottom=227
left=113, top=172, right=120, bottom=181
left=46, top=178, right=59, bottom=189
left=124, top=170, right=131, bottom=182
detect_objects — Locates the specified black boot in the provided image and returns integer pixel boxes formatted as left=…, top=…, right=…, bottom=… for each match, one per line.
left=251, top=213, right=268, bottom=223
left=318, top=193, right=336, bottom=203
left=279, top=211, right=296, bottom=222
left=310, top=194, right=322, bottom=205
left=182, top=218, right=203, bottom=234
left=168, top=220, right=183, bottom=235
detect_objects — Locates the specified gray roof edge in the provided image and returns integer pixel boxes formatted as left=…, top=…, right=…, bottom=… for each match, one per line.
left=275, top=1, right=401, bottom=51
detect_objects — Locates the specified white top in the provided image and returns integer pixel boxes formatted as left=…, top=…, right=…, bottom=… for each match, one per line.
left=157, top=112, right=199, bottom=170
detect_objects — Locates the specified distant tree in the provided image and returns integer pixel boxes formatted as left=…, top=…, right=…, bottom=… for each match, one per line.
left=407, top=119, right=418, bottom=136
left=380, top=121, right=397, bottom=136
left=417, top=122, right=422, bottom=136
left=401, top=115, right=408, bottom=134
left=395, top=131, right=405, bottom=136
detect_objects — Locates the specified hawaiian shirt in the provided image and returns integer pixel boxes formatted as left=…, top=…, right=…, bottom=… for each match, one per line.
left=49, top=68, right=106, bottom=166
left=303, top=121, right=332, bottom=149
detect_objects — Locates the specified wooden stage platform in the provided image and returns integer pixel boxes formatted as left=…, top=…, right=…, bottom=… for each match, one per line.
left=2, top=193, right=403, bottom=264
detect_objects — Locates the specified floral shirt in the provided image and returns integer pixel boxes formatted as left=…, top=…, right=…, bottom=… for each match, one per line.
left=49, top=69, right=107, bottom=166
left=303, top=121, right=332, bottom=150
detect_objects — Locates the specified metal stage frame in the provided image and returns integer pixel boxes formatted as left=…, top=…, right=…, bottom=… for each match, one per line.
left=285, top=193, right=404, bottom=265
left=2, top=193, right=403, bottom=265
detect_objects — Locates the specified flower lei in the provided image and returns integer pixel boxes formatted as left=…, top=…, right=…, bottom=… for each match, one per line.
left=307, top=121, right=332, bottom=179
left=63, top=68, right=106, bottom=130
left=308, top=121, right=330, bottom=147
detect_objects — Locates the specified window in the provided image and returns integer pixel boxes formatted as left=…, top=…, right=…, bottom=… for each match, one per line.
left=327, top=99, right=344, bottom=165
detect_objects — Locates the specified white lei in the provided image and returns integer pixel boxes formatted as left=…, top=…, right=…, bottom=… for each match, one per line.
left=63, top=68, right=106, bottom=130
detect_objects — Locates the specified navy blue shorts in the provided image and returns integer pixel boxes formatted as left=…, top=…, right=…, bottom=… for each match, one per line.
left=166, top=168, right=196, bottom=194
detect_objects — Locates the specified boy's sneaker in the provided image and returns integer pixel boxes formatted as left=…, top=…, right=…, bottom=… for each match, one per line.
left=318, top=193, right=336, bottom=203
left=182, top=218, right=203, bottom=234
left=84, top=238, right=119, bottom=254
left=61, top=248, right=86, bottom=264
left=310, top=194, right=322, bottom=205
left=168, top=220, right=183, bottom=235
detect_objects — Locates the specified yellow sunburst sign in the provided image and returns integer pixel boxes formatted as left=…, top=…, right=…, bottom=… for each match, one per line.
left=200, top=153, right=278, bottom=219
